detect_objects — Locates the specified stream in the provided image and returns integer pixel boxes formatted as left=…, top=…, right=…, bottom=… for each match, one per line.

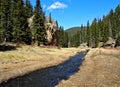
left=0, top=52, right=86, bottom=87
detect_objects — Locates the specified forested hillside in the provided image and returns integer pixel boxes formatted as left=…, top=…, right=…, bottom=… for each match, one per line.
left=58, top=26, right=69, bottom=47
left=69, top=5, right=120, bottom=47
left=66, top=27, right=81, bottom=37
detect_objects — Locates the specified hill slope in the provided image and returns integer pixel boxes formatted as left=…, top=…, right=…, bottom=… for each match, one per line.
left=65, top=27, right=81, bottom=37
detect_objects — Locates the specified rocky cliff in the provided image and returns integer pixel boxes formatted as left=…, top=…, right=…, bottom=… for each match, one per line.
left=28, top=15, right=58, bottom=46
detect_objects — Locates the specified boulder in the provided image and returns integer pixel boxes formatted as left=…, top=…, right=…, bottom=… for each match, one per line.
left=79, top=43, right=88, bottom=49
left=104, top=37, right=116, bottom=48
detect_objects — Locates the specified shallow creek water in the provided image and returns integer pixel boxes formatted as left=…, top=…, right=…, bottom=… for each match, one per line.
left=0, top=52, right=86, bottom=87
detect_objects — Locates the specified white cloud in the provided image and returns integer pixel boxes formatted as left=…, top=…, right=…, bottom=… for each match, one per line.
left=47, top=1, right=68, bottom=10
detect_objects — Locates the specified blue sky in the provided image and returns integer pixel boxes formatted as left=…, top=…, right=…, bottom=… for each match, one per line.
left=30, top=0, right=120, bottom=29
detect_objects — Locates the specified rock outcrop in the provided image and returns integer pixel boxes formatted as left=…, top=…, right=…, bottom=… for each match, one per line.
left=79, top=43, right=88, bottom=49
left=28, top=15, right=58, bottom=46
left=45, top=16, right=58, bottom=46
left=105, top=37, right=116, bottom=48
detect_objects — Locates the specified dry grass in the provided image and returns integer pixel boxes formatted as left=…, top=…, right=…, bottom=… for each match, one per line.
left=0, top=46, right=81, bottom=83
left=57, top=48, right=120, bottom=87
left=1, top=46, right=119, bottom=87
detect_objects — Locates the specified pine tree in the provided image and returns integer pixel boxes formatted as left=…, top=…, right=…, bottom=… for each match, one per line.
left=0, top=0, right=12, bottom=43
left=25, top=0, right=33, bottom=18
left=79, top=30, right=82, bottom=45
left=55, top=20, right=59, bottom=46
left=58, top=26, right=69, bottom=47
left=21, top=9, right=32, bottom=45
left=63, top=32, right=69, bottom=47
left=114, top=5, right=120, bottom=46
left=90, top=18, right=97, bottom=47
left=12, top=0, right=30, bottom=45
left=86, top=20, right=90, bottom=46
left=75, top=31, right=80, bottom=47
left=80, top=24, right=84, bottom=43
left=0, top=1, right=4, bottom=42
left=108, top=9, right=114, bottom=38
left=49, top=13, right=52, bottom=23
left=83, top=26, right=87, bottom=43
left=102, top=16, right=109, bottom=43
left=58, top=26, right=64, bottom=47
left=116, top=35, right=120, bottom=46
left=97, top=19, right=103, bottom=41
left=12, top=0, right=22, bottom=43
left=33, top=0, right=47, bottom=46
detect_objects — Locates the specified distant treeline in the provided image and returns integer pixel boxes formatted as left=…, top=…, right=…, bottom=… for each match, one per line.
left=69, top=5, right=120, bottom=47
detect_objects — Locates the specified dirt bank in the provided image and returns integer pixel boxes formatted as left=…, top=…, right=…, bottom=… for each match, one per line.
left=57, top=48, right=120, bottom=87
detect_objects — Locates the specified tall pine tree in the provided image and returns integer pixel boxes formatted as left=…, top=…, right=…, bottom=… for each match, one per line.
left=33, top=0, right=47, bottom=46
left=12, top=0, right=31, bottom=45
left=0, top=0, right=4, bottom=42
left=25, top=0, right=33, bottom=18
left=86, top=20, right=90, bottom=46
left=0, top=0, right=12, bottom=43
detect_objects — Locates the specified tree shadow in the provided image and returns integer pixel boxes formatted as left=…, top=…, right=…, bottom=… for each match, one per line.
left=0, top=52, right=87, bottom=87
left=0, top=45, right=17, bottom=51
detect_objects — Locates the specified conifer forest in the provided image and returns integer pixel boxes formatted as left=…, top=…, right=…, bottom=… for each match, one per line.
left=0, top=0, right=120, bottom=47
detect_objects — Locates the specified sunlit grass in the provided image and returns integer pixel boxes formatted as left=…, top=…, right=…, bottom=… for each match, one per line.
left=0, top=46, right=80, bottom=61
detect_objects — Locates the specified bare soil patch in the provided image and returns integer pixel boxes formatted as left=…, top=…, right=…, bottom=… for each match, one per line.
left=57, top=48, right=120, bottom=87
